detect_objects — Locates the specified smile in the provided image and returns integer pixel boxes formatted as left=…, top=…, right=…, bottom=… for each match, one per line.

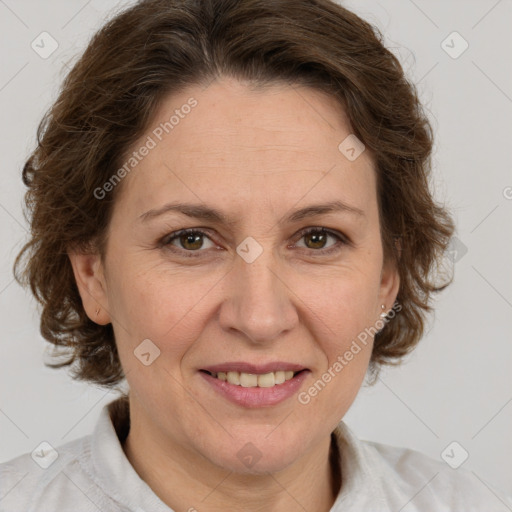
left=199, top=365, right=310, bottom=408
left=203, top=370, right=301, bottom=388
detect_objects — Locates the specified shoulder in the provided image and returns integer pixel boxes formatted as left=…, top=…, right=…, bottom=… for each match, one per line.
left=333, top=422, right=512, bottom=511
left=0, top=435, right=112, bottom=512
left=365, top=438, right=512, bottom=511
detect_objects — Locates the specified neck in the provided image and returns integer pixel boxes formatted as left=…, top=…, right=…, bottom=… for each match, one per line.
left=121, top=403, right=341, bottom=511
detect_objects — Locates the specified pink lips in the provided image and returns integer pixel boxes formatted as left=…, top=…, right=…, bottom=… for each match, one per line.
left=199, top=362, right=310, bottom=408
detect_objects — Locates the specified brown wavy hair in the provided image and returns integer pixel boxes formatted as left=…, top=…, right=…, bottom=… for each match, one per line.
left=14, top=0, right=455, bottom=387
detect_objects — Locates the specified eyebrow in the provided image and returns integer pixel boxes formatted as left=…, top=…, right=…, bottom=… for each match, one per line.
left=139, top=199, right=365, bottom=224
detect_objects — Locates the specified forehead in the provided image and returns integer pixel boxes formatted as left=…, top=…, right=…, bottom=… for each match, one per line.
left=117, top=77, right=377, bottom=219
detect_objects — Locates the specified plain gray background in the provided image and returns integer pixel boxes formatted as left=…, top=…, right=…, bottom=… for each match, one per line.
left=1, top=0, right=511, bottom=503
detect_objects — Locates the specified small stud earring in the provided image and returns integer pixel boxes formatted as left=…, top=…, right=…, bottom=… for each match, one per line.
left=380, top=304, right=387, bottom=319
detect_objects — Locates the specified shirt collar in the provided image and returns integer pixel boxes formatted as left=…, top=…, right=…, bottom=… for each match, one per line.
left=330, top=421, right=387, bottom=509
left=89, top=396, right=174, bottom=511
left=89, top=396, right=387, bottom=511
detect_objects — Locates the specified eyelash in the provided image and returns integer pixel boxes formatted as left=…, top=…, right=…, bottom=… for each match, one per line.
left=159, top=227, right=350, bottom=258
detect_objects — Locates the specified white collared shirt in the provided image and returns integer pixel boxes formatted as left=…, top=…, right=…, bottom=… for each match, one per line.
left=1, top=397, right=510, bottom=511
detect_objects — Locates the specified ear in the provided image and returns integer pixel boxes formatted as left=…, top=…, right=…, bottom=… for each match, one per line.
left=68, top=250, right=111, bottom=325
left=377, top=251, right=400, bottom=319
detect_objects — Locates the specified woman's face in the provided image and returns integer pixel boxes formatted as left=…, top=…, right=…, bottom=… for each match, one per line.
left=73, top=76, right=399, bottom=474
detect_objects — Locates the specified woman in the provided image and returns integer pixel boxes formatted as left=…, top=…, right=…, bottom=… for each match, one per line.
left=1, top=0, right=510, bottom=510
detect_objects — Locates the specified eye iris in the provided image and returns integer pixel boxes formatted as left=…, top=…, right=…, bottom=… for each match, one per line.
left=181, top=232, right=203, bottom=250
left=172, top=230, right=333, bottom=252
left=305, top=231, right=327, bottom=249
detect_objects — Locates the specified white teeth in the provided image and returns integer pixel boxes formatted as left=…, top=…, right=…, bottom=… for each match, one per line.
left=258, top=372, right=275, bottom=388
left=211, top=370, right=299, bottom=388
left=227, top=371, right=240, bottom=385
left=240, top=373, right=258, bottom=387
left=274, top=371, right=285, bottom=385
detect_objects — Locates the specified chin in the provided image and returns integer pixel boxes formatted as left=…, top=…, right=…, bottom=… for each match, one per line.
left=215, top=451, right=299, bottom=476
left=198, top=429, right=306, bottom=475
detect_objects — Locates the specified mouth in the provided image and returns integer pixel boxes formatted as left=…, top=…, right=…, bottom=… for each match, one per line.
left=198, top=363, right=310, bottom=407
left=199, top=369, right=307, bottom=388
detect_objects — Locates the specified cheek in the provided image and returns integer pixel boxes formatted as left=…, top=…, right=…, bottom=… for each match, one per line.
left=297, top=266, right=380, bottom=407
left=304, top=266, right=381, bottom=342
left=298, top=279, right=376, bottom=416
left=109, top=263, right=218, bottom=357
left=108, top=236, right=382, bottom=368
left=110, top=270, right=211, bottom=405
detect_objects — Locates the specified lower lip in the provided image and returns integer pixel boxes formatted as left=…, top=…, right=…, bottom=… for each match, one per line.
left=199, top=370, right=310, bottom=408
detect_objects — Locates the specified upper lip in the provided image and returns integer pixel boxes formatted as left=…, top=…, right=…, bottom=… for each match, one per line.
left=201, top=362, right=308, bottom=374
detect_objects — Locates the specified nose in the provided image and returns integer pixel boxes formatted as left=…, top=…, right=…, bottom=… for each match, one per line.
left=218, top=250, right=299, bottom=345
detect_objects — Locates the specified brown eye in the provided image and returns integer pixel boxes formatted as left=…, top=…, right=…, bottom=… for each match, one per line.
left=162, top=229, right=216, bottom=255
left=303, top=230, right=329, bottom=249
left=295, top=227, right=348, bottom=255
left=177, top=232, right=204, bottom=251
left=161, top=226, right=348, bottom=259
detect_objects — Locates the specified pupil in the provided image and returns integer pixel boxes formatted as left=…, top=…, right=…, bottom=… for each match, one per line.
left=182, top=233, right=202, bottom=250
left=308, top=232, right=325, bottom=249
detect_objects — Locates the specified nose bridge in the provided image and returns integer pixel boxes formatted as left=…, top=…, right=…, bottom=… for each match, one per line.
left=219, top=246, right=298, bottom=343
